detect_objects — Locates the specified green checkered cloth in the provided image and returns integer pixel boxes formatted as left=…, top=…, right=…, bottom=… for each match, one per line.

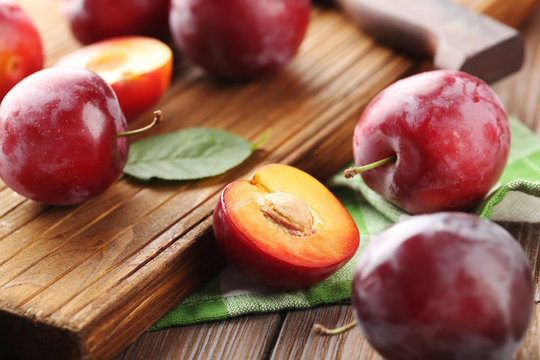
left=151, top=117, right=540, bottom=330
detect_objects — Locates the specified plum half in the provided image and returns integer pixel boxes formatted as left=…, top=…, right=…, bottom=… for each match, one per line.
left=55, top=36, right=173, bottom=121
left=213, top=164, right=360, bottom=290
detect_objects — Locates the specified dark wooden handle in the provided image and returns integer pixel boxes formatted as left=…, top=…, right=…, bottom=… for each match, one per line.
left=337, top=0, right=524, bottom=83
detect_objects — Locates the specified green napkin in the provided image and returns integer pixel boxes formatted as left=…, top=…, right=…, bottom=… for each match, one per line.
left=151, top=117, right=540, bottom=330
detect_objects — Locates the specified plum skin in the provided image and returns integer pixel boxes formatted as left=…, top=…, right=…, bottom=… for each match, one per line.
left=213, top=182, right=356, bottom=290
left=352, top=212, right=534, bottom=360
left=54, top=36, right=174, bottom=121
left=59, top=0, right=171, bottom=45
left=353, top=70, right=510, bottom=214
left=0, top=68, right=128, bottom=205
left=213, top=194, right=345, bottom=290
left=169, top=0, right=311, bottom=79
left=0, top=0, right=43, bottom=100
left=212, top=163, right=360, bottom=290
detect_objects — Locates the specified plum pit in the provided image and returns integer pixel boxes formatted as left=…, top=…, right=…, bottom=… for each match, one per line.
left=257, top=191, right=315, bottom=237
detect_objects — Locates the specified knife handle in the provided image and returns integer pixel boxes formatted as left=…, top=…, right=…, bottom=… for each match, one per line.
left=336, top=0, right=524, bottom=82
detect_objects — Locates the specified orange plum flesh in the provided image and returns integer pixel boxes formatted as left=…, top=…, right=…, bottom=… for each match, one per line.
left=213, top=164, right=360, bottom=290
left=55, top=36, right=172, bottom=120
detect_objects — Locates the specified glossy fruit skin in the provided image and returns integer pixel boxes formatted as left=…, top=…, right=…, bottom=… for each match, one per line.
left=169, top=0, right=310, bottom=79
left=0, top=68, right=128, bottom=205
left=55, top=36, right=174, bottom=121
left=0, top=0, right=43, bottom=101
left=353, top=70, right=510, bottom=214
left=108, top=57, right=172, bottom=120
left=59, top=0, right=170, bottom=45
left=213, top=164, right=359, bottom=290
left=352, top=212, right=534, bottom=360
left=214, top=201, right=346, bottom=289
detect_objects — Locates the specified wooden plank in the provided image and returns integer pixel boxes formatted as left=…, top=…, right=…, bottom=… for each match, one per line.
left=516, top=307, right=540, bottom=359
left=119, top=314, right=282, bottom=360
left=1, top=1, right=537, bottom=359
left=492, top=10, right=540, bottom=134
left=458, top=0, right=540, bottom=27
left=271, top=305, right=367, bottom=360
left=504, top=223, right=540, bottom=301
left=512, top=223, right=540, bottom=360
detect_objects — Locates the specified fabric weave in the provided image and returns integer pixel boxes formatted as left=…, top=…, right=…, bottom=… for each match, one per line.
left=151, top=117, right=540, bottom=330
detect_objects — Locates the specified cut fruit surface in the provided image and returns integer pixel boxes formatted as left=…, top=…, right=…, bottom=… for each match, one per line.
left=55, top=36, right=173, bottom=120
left=213, top=163, right=359, bottom=289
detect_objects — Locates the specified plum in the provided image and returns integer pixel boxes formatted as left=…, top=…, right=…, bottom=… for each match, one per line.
left=0, top=67, right=129, bottom=205
left=169, top=0, right=311, bottom=79
left=213, top=163, right=359, bottom=290
left=349, top=70, right=510, bottom=214
left=0, top=0, right=43, bottom=100
left=55, top=36, right=173, bottom=120
left=352, top=212, right=534, bottom=360
left=59, top=0, right=171, bottom=45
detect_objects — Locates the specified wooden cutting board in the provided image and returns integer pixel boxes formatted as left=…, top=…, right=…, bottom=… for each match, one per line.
left=1, top=1, right=538, bottom=359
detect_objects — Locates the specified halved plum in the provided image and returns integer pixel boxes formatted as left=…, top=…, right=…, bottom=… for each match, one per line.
left=55, top=36, right=173, bottom=120
left=213, top=163, right=360, bottom=290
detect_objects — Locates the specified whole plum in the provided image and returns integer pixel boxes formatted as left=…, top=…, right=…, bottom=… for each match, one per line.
left=0, top=67, right=128, bottom=205
left=169, top=0, right=310, bottom=79
left=0, top=0, right=43, bottom=100
left=59, top=0, right=170, bottom=45
left=351, top=70, right=510, bottom=214
left=352, top=212, right=534, bottom=360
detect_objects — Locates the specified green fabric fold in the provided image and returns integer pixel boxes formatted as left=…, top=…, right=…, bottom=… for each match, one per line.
left=151, top=117, right=540, bottom=330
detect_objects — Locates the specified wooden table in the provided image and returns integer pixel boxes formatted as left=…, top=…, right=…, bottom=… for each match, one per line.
left=115, top=7, right=540, bottom=360
left=6, top=1, right=539, bottom=359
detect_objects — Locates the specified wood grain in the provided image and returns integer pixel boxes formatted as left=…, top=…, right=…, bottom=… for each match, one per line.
left=3, top=2, right=415, bottom=359
left=3, top=0, right=538, bottom=359
left=459, top=0, right=540, bottom=27
left=493, top=10, right=540, bottom=135
left=118, top=4, right=540, bottom=360
left=337, top=0, right=525, bottom=83
left=271, top=305, right=364, bottom=360
left=121, top=314, right=282, bottom=360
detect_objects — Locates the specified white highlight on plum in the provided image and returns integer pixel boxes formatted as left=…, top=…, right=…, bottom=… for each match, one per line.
left=171, top=0, right=196, bottom=36
left=253, top=2, right=293, bottom=67
left=82, top=103, right=105, bottom=140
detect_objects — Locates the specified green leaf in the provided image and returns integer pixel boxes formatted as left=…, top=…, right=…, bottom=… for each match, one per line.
left=124, top=127, right=252, bottom=181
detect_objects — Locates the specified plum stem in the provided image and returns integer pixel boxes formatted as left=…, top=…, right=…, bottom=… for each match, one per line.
left=117, top=110, right=162, bottom=137
left=313, top=320, right=358, bottom=335
left=344, top=154, right=397, bottom=179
